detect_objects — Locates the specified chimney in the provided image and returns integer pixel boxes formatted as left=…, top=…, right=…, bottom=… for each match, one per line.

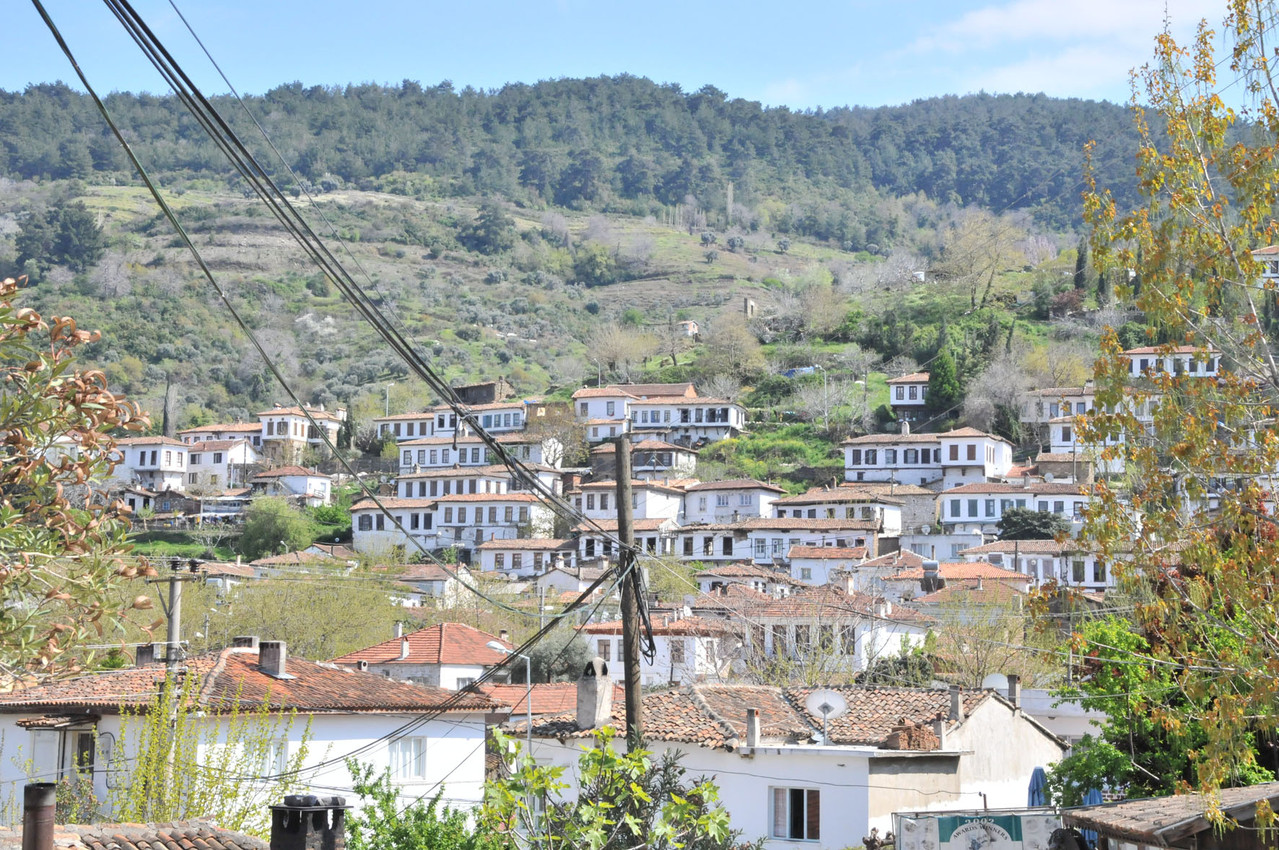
left=976, top=576, right=984, bottom=591
left=873, top=597, right=892, bottom=617
left=1007, top=674, right=1021, bottom=709
left=270, top=795, right=349, bottom=850
left=499, top=629, right=510, bottom=644
left=232, top=635, right=260, bottom=650
left=745, top=708, right=760, bottom=748
left=949, top=684, right=964, bottom=722
left=394, top=622, right=404, bottom=639
left=576, top=657, right=613, bottom=730
left=398, top=638, right=410, bottom=660
left=933, top=717, right=948, bottom=749
left=135, top=643, right=156, bottom=666
left=260, top=641, right=291, bottom=679
left=921, top=560, right=944, bottom=593
left=22, top=783, right=55, bottom=850
left=900, top=420, right=910, bottom=436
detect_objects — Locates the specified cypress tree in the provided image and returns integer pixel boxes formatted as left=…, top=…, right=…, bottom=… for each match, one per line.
left=1074, top=238, right=1089, bottom=291
left=927, top=351, right=963, bottom=419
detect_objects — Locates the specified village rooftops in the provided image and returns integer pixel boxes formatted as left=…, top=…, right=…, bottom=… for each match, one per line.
left=684, top=478, right=786, bottom=493
left=774, top=488, right=903, bottom=507
left=475, top=538, right=572, bottom=551
left=248, top=551, right=345, bottom=567
left=179, top=422, right=261, bottom=434
left=750, top=585, right=931, bottom=622
left=787, top=545, right=868, bottom=560
left=349, top=496, right=436, bottom=511
left=251, top=466, right=325, bottom=479
left=680, top=517, right=880, bottom=532
left=0, top=645, right=499, bottom=714
left=477, top=681, right=625, bottom=715
left=255, top=405, right=342, bottom=420
left=571, top=517, right=674, bottom=533
left=115, top=435, right=186, bottom=447
left=843, top=432, right=940, bottom=445
left=430, top=492, right=541, bottom=503
left=1121, top=343, right=1219, bottom=355
left=399, top=433, right=544, bottom=447
left=858, top=549, right=930, bottom=569
left=582, top=616, right=733, bottom=636
left=943, top=481, right=1084, bottom=495
left=696, top=562, right=802, bottom=582
left=959, top=540, right=1084, bottom=556
left=331, top=622, right=511, bottom=667
left=888, top=562, right=1031, bottom=583
left=184, top=438, right=250, bottom=452
left=571, top=479, right=687, bottom=495
left=914, top=581, right=1028, bottom=605
left=373, top=410, right=436, bottom=422
left=0, top=822, right=266, bottom=850
left=518, top=683, right=996, bottom=750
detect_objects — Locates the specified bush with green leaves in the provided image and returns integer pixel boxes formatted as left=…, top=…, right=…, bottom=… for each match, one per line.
left=346, top=761, right=502, bottom=850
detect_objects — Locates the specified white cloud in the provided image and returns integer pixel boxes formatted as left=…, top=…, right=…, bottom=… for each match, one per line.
left=960, top=44, right=1146, bottom=100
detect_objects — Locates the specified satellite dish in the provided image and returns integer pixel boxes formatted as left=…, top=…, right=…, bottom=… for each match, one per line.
left=805, top=689, right=848, bottom=744
left=981, top=672, right=1009, bottom=691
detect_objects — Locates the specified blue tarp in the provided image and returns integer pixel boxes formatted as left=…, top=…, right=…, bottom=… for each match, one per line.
left=1028, top=766, right=1048, bottom=807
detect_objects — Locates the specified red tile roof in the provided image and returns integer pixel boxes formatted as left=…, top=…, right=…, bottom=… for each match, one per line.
left=350, top=497, right=435, bottom=511
left=0, top=648, right=498, bottom=714
left=373, top=411, right=436, bottom=422
left=888, top=562, right=1031, bottom=582
left=685, top=517, right=879, bottom=532
left=479, top=681, right=625, bottom=715
left=0, top=822, right=266, bottom=850
left=256, top=406, right=341, bottom=420
left=179, top=422, right=261, bottom=434
left=914, top=582, right=1028, bottom=604
left=475, top=538, right=571, bottom=550
left=572, top=387, right=639, bottom=399
left=249, top=551, right=341, bottom=567
left=940, top=426, right=1006, bottom=440
left=252, top=465, right=324, bottom=479
left=696, top=562, right=796, bottom=581
left=523, top=684, right=1000, bottom=750
left=615, top=382, right=697, bottom=398
left=774, top=487, right=902, bottom=506
left=1121, top=344, right=1216, bottom=355
left=186, top=439, right=249, bottom=452
left=431, top=492, right=541, bottom=503
left=887, top=372, right=930, bottom=383
left=843, top=433, right=940, bottom=445
left=959, top=540, right=1078, bottom=555
left=787, top=546, right=868, bottom=560
left=685, top=478, right=786, bottom=493
left=116, top=436, right=186, bottom=447
left=331, top=622, right=512, bottom=667
left=582, top=616, right=732, bottom=636
left=571, top=518, right=673, bottom=533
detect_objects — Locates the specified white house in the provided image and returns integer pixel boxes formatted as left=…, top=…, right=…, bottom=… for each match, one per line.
left=843, top=428, right=942, bottom=486
left=581, top=615, right=736, bottom=687
left=432, top=400, right=531, bottom=435
left=958, top=539, right=1112, bottom=591
left=398, top=434, right=562, bottom=473
left=682, top=479, right=784, bottom=524
left=372, top=411, right=435, bottom=442
left=772, top=487, right=903, bottom=536
left=186, top=438, right=260, bottom=491
left=0, top=639, right=499, bottom=815
left=433, top=492, right=555, bottom=549
left=695, top=562, right=800, bottom=597
left=112, top=436, right=189, bottom=492
left=936, top=427, right=1014, bottom=488
left=256, top=404, right=344, bottom=464
left=939, top=482, right=1091, bottom=535
left=178, top=421, right=263, bottom=449
left=627, top=397, right=748, bottom=445
left=351, top=496, right=436, bottom=558
left=880, top=561, right=1033, bottom=604
left=786, top=546, right=868, bottom=586
left=630, top=440, right=699, bottom=478
left=1020, top=385, right=1095, bottom=430
left=574, top=518, right=679, bottom=561
left=475, top=538, right=577, bottom=576
left=523, top=679, right=1065, bottom=844
left=887, top=372, right=930, bottom=422
left=249, top=465, right=332, bottom=507
left=674, top=518, right=882, bottom=566
left=1120, top=344, right=1219, bottom=379
left=570, top=479, right=685, bottom=522
left=396, top=465, right=511, bottom=499
left=331, top=622, right=512, bottom=690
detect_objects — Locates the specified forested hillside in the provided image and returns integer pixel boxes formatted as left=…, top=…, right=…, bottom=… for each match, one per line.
left=0, top=78, right=1140, bottom=235
left=0, top=77, right=1139, bottom=458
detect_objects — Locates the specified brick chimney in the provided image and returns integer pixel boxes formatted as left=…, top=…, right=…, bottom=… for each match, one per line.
left=394, top=622, right=404, bottom=639
left=576, top=657, right=613, bottom=730
left=233, top=635, right=260, bottom=650
left=270, top=795, right=349, bottom=850
left=135, top=644, right=157, bottom=666
left=260, top=641, right=292, bottom=679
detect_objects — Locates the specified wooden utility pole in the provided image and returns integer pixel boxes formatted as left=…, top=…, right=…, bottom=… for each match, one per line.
left=614, top=435, right=643, bottom=751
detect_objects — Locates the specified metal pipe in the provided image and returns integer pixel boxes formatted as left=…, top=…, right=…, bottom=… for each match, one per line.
left=22, top=783, right=56, bottom=850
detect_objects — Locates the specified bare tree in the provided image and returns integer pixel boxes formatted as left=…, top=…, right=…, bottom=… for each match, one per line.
left=700, top=374, right=743, bottom=401
left=587, top=323, right=658, bottom=382
left=699, top=313, right=765, bottom=379
left=933, top=208, right=1028, bottom=309
left=962, top=354, right=1033, bottom=438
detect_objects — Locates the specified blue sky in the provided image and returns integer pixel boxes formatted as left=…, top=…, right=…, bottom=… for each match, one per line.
left=6, top=0, right=1223, bottom=109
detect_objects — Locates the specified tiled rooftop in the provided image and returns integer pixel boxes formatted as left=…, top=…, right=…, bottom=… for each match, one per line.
left=331, top=622, right=511, bottom=667
left=0, top=821, right=266, bottom=850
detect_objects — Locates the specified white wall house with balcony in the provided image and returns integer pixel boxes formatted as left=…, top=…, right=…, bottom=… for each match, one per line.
left=186, top=438, right=260, bottom=490
left=113, top=437, right=189, bottom=492
left=887, top=372, right=929, bottom=422
left=937, top=427, right=1014, bottom=488
left=682, top=479, right=783, bottom=524
left=843, top=429, right=942, bottom=486
left=940, top=482, right=1091, bottom=535
left=1119, top=345, right=1219, bottom=379
left=256, top=404, right=343, bottom=463
left=372, top=411, right=435, bottom=442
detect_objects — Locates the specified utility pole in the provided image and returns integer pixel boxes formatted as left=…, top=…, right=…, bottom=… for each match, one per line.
left=150, top=561, right=203, bottom=674
left=614, top=435, right=643, bottom=751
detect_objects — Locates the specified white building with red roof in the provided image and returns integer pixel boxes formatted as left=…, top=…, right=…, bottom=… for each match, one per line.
left=583, top=614, right=736, bottom=687
left=785, top=545, right=869, bottom=585
left=939, top=481, right=1091, bottom=535
left=331, top=622, right=513, bottom=690
left=882, top=560, right=1033, bottom=603
left=682, top=479, right=785, bottom=524
left=675, top=517, right=883, bottom=566
left=0, top=638, right=499, bottom=814
left=887, top=371, right=930, bottom=422
left=1119, top=344, right=1219, bottom=379
left=522, top=679, right=1064, bottom=845
left=250, top=465, right=332, bottom=507
left=843, top=425, right=942, bottom=486
left=958, top=539, right=1111, bottom=591
left=571, top=382, right=746, bottom=447
left=474, top=538, right=577, bottom=576
left=186, top=438, right=260, bottom=490
left=371, top=410, right=435, bottom=442
left=178, top=421, right=263, bottom=449
left=570, top=479, right=685, bottom=521
left=112, top=436, right=189, bottom=492
left=255, top=404, right=344, bottom=464
left=396, top=433, right=562, bottom=474
left=772, top=487, right=904, bottom=536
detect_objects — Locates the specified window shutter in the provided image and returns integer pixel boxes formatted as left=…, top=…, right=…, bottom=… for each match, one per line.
left=806, top=789, right=821, bottom=839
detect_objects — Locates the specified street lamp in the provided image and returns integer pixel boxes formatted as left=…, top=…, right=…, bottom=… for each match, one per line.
left=813, top=364, right=829, bottom=432
left=487, top=641, right=532, bottom=762
left=384, top=382, right=395, bottom=417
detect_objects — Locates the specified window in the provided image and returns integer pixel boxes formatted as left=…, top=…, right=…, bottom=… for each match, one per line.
left=580, top=403, right=589, bottom=417
left=505, top=506, right=514, bottom=523
left=189, top=473, right=198, bottom=485
left=495, top=553, right=505, bottom=569
left=410, top=513, right=420, bottom=530
left=885, top=449, right=897, bottom=464
left=390, top=737, right=427, bottom=780
left=1072, top=559, right=1086, bottom=583
left=418, top=450, right=427, bottom=465
left=865, top=449, right=876, bottom=464
left=1061, top=426, right=1072, bottom=442
left=684, top=537, right=694, bottom=556
left=795, top=625, right=810, bottom=647
left=1093, top=561, right=1107, bottom=583
left=739, top=493, right=752, bottom=506
left=519, top=507, right=528, bottom=522
left=1053, top=501, right=1065, bottom=514
left=895, top=386, right=904, bottom=400
left=458, top=507, right=467, bottom=523
left=512, top=553, right=523, bottom=570
left=950, top=499, right=962, bottom=518
left=772, top=788, right=820, bottom=840
left=598, top=639, right=612, bottom=662
left=698, top=496, right=707, bottom=511
left=716, top=494, right=729, bottom=507
left=904, top=448, right=918, bottom=464
left=841, top=625, right=856, bottom=654
left=754, top=539, right=767, bottom=559
left=985, top=499, right=996, bottom=517
left=849, top=449, right=862, bottom=465
left=948, top=444, right=958, bottom=461
left=358, top=515, right=372, bottom=531
left=966, top=444, right=976, bottom=461
left=444, top=507, right=454, bottom=524
left=190, top=453, right=202, bottom=465
left=488, top=506, right=498, bottom=524
left=800, top=567, right=812, bottom=580
left=403, top=451, right=412, bottom=465
left=670, top=639, right=686, bottom=664
left=587, top=494, right=596, bottom=510
left=722, top=537, right=733, bottom=556
left=908, top=385, right=918, bottom=400
left=606, top=401, right=616, bottom=416
left=771, top=624, right=788, bottom=655
left=600, top=493, right=609, bottom=511
left=968, top=499, right=978, bottom=518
